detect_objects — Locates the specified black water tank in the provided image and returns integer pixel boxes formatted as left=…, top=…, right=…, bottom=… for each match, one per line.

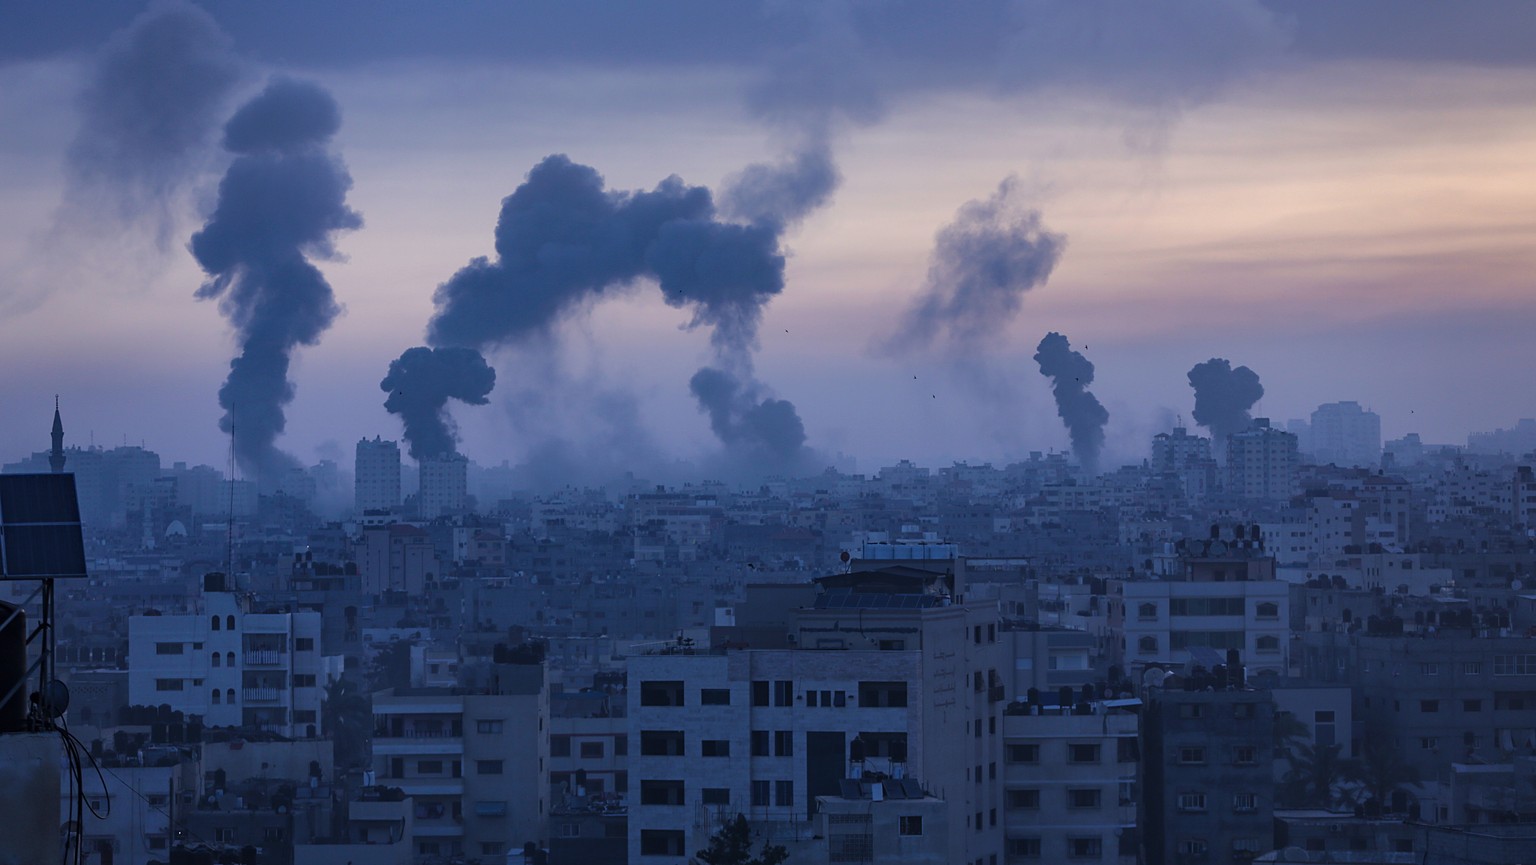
left=0, top=600, right=26, bottom=732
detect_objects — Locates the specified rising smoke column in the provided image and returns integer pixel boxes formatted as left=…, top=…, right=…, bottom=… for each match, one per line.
left=1034, top=332, right=1109, bottom=474
left=65, top=0, right=242, bottom=239
left=689, top=367, right=808, bottom=464
left=381, top=347, right=496, bottom=461
left=397, top=154, right=808, bottom=467
left=1187, top=358, right=1264, bottom=446
left=190, top=78, right=362, bottom=479
left=890, top=177, right=1066, bottom=351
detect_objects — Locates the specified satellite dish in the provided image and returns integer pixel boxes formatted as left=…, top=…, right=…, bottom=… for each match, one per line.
left=41, top=680, right=69, bottom=718
left=1209, top=540, right=1229, bottom=557
left=1513, top=579, right=1524, bottom=591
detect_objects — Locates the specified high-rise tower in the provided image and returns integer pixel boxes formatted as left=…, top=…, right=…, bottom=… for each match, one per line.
left=48, top=397, right=65, bottom=474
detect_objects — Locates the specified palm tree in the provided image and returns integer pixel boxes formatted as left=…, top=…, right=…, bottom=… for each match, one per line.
left=322, top=676, right=373, bottom=771
left=1352, top=729, right=1421, bottom=815
left=1279, top=741, right=1357, bottom=809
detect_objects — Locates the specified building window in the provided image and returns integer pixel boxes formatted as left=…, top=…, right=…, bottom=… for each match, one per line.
left=774, top=680, right=794, bottom=706
left=1233, top=793, right=1258, bottom=813
left=1177, top=746, right=1206, bottom=765
left=476, top=760, right=504, bottom=775
left=752, top=680, right=770, bottom=706
left=751, top=730, right=770, bottom=757
left=774, top=730, right=793, bottom=757
left=295, top=637, right=314, bottom=651
left=1138, top=636, right=1158, bottom=654
left=702, top=787, right=730, bottom=805
left=1421, top=700, right=1440, bottom=713
left=1420, top=663, right=1439, bottom=676
left=639, top=779, right=685, bottom=806
left=1178, top=839, right=1209, bottom=858
left=1068, top=837, right=1103, bottom=859
left=857, top=681, right=908, bottom=708
left=1177, top=792, right=1207, bottom=812
left=226, top=615, right=235, bottom=631
left=212, top=689, right=221, bottom=704
left=226, top=652, right=235, bottom=667
left=701, top=739, right=730, bottom=757
left=775, top=780, right=793, bottom=807
left=1464, top=662, right=1482, bottom=675
left=1256, top=635, right=1280, bottom=653
left=899, top=815, right=922, bottom=835
left=155, top=679, right=183, bottom=691
left=155, top=642, right=183, bottom=655
left=1233, top=746, right=1257, bottom=765
left=639, top=680, right=685, bottom=707
left=700, top=688, right=731, bottom=705
left=639, top=730, right=684, bottom=757
left=1068, top=744, right=1101, bottom=764
left=1178, top=703, right=1207, bottom=720
left=1255, top=601, right=1279, bottom=619
left=226, top=688, right=235, bottom=704
left=1008, top=789, right=1040, bottom=809
left=639, top=830, right=686, bottom=856
left=293, top=674, right=316, bottom=688
left=1068, top=788, right=1101, bottom=808
left=477, top=719, right=504, bottom=734
left=751, top=780, right=769, bottom=806
left=1493, top=655, right=1536, bottom=676
left=1008, top=838, right=1042, bottom=858
left=551, top=735, right=571, bottom=756
left=1138, top=603, right=1158, bottom=620
left=1007, top=744, right=1040, bottom=763
left=211, top=616, right=220, bottom=631
left=580, top=741, right=604, bottom=759
left=212, top=653, right=221, bottom=668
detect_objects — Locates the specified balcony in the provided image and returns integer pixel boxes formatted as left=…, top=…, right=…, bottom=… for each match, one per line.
left=243, top=687, right=280, bottom=703
left=244, top=650, right=282, bottom=666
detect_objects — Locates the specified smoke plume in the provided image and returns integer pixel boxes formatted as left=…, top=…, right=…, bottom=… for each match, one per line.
left=1187, top=358, right=1264, bottom=445
left=381, top=347, right=496, bottom=461
left=891, top=177, right=1065, bottom=351
left=413, top=153, right=808, bottom=465
left=65, top=0, right=242, bottom=240
left=191, top=78, right=361, bottom=480
left=690, top=366, right=808, bottom=466
left=1033, top=332, right=1109, bottom=474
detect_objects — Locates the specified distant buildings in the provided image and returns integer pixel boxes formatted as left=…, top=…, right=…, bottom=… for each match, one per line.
left=418, top=453, right=469, bottom=519
left=1309, top=401, right=1382, bottom=468
left=355, top=436, right=402, bottom=514
left=1227, top=419, right=1299, bottom=503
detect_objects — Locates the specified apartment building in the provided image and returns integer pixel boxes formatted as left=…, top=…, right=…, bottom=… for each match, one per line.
left=371, top=661, right=549, bottom=861
left=126, top=575, right=324, bottom=737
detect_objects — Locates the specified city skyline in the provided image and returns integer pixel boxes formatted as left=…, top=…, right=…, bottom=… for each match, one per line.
left=3, top=2, right=1535, bottom=478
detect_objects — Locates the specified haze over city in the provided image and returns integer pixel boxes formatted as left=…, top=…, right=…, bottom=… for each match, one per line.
left=3, top=1, right=1535, bottom=483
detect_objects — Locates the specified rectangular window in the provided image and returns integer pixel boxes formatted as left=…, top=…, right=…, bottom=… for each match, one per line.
left=1420, top=663, right=1439, bottom=676
left=857, top=681, right=908, bottom=708
left=476, top=760, right=503, bottom=774
left=155, top=642, right=184, bottom=655
left=295, top=637, right=314, bottom=651
left=1494, top=655, right=1536, bottom=676
left=774, top=730, right=793, bottom=757
left=1421, top=700, right=1440, bottom=713
left=700, top=688, right=731, bottom=705
left=580, top=741, right=604, bottom=759
left=751, top=730, right=770, bottom=757
left=639, top=680, right=685, bottom=707
left=1464, top=662, right=1482, bottom=675
left=1068, top=743, right=1101, bottom=764
left=775, top=780, right=793, bottom=807
left=477, top=719, right=504, bottom=734
left=1069, top=837, right=1103, bottom=859
left=1006, top=743, right=1040, bottom=763
left=292, top=674, right=316, bottom=687
left=774, top=680, right=794, bottom=706
left=639, top=830, right=686, bottom=856
left=751, top=780, right=770, bottom=807
left=899, top=815, right=922, bottom=835
left=1177, top=746, right=1206, bottom=765
left=702, top=787, right=730, bottom=805
left=701, top=739, right=730, bottom=757
left=1068, top=788, right=1101, bottom=808
left=639, top=779, right=685, bottom=806
left=1233, top=793, right=1258, bottom=813
left=1177, top=792, right=1207, bottom=812
left=1233, top=746, right=1257, bottom=765
left=752, top=680, right=770, bottom=706
left=1008, top=789, right=1040, bottom=809
left=155, top=678, right=183, bottom=691
left=1009, top=838, right=1042, bottom=858
left=639, top=730, right=684, bottom=757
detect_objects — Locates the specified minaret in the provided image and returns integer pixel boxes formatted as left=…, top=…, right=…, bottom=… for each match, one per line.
left=49, top=396, right=66, bottom=473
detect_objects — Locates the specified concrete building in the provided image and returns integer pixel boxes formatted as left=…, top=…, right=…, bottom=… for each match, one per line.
left=355, top=436, right=402, bottom=514
left=1152, top=425, right=1219, bottom=506
left=1310, top=401, right=1383, bottom=468
left=418, top=454, right=469, bottom=519
left=627, top=565, right=1006, bottom=865
left=371, top=660, right=549, bottom=861
left=1141, top=684, right=1276, bottom=865
left=1001, top=698, right=1141, bottom=865
left=126, top=575, right=325, bottom=737
left=1227, top=419, right=1299, bottom=504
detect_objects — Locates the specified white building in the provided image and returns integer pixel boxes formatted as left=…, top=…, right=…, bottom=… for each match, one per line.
left=1227, top=419, right=1299, bottom=503
left=418, top=454, right=468, bottom=519
left=355, top=436, right=402, bottom=514
left=1309, top=401, right=1382, bottom=468
left=127, top=578, right=325, bottom=737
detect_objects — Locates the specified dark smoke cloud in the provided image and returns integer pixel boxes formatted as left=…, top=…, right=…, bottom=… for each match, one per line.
left=1033, top=332, right=1109, bottom=474
left=890, top=177, right=1066, bottom=351
left=381, top=347, right=496, bottom=461
left=690, top=366, right=808, bottom=466
left=1187, top=357, right=1264, bottom=445
left=191, top=77, right=361, bottom=480
left=426, top=154, right=784, bottom=359
left=720, top=139, right=840, bottom=229
left=65, top=0, right=242, bottom=240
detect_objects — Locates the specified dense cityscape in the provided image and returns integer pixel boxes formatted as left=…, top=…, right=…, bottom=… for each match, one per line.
left=2, top=400, right=1536, bottom=864
left=4, top=2, right=1536, bottom=865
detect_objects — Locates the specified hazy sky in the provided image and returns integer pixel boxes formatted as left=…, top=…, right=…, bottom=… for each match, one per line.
left=3, top=1, right=1535, bottom=479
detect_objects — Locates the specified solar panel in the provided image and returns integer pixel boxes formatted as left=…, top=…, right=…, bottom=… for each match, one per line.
left=0, top=474, right=87, bottom=579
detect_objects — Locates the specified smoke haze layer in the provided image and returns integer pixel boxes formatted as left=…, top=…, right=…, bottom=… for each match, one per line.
left=190, top=77, right=361, bottom=480
left=381, top=347, right=496, bottom=461
left=1034, top=331, right=1109, bottom=474
left=1187, top=357, right=1265, bottom=445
